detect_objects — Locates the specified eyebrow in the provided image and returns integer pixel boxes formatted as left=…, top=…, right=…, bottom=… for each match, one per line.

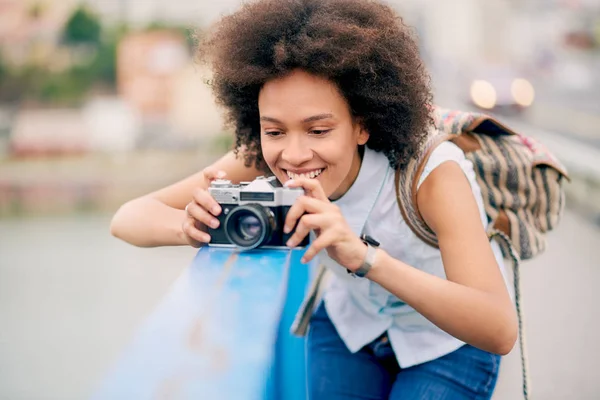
left=260, top=113, right=334, bottom=124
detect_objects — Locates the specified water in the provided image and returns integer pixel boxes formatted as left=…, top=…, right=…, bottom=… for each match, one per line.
left=0, top=213, right=196, bottom=400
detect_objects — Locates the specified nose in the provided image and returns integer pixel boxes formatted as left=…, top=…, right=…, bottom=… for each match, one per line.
left=281, top=136, right=313, bottom=166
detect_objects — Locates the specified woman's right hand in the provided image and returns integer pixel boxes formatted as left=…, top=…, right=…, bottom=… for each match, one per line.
left=181, top=167, right=227, bottom=248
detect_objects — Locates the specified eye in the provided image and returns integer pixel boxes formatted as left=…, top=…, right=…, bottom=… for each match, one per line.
left=264, top=130, right=283, bottom=137
left=310, top=129, right=331, bottom=136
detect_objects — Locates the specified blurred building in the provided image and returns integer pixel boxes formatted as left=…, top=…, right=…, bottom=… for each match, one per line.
left=8, top=99, right=140, bottom=156
left=396, top=0, right=599, bottom=66
left=116, top=29, right=224, bottom=142
left=116, top=30, right=188, bottom=116
left=0, top=0, right=74, bottom=67
left=9, top=108, right=88, bottom=156
left=82, top=97, right=141, bottom=152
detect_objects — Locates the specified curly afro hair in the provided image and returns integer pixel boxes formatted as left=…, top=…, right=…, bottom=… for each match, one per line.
left=198, top=0, right=433, bottom=172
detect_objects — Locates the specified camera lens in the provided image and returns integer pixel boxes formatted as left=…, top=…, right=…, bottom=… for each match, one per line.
left=237, top=215, right=261, bottom=239
left=224, top=204, right=275, bottom=250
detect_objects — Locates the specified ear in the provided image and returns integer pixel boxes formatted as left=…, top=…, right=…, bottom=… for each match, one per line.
left=356, top=125, right=370, bottom=146
left=353, top=117, right=369, bottom=145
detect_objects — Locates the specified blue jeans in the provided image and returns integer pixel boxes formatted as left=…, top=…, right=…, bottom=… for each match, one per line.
left=307, top=302, right=501, bottom=400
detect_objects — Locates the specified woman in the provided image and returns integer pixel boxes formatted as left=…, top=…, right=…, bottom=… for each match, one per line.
left=110, top=0, right=517, bottom=398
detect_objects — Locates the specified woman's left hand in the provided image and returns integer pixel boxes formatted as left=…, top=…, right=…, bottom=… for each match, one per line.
left=283, top=177, right=366, bottom=270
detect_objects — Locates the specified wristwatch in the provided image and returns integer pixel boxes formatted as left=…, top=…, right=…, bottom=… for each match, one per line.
left=348, top=234, right=380, bottom=278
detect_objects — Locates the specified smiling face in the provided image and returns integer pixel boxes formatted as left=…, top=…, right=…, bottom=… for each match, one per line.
left=258, top=70, right=369, bottom=200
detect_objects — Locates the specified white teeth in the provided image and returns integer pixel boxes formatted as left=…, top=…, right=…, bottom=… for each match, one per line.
left=286, top=169, right=323, bottom=180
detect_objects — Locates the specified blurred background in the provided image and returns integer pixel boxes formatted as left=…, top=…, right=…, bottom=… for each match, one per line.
left=0, top=0, right=598, bottom=399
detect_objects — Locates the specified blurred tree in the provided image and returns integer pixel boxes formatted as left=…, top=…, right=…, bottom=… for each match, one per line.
left=91, top=37, right=117, bottom=84
left=90, top=26, right=130, bottom=85
left=38, top=65, right=92, bottom=104
left=63, top=6, right=102, bottom=46
left=0, top=12, right=131, bottom=105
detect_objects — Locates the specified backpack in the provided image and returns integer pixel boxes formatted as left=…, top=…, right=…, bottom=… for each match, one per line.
left=291, top=106, right=569, bottom=400
left=394, top=106, right=570, bottom=400
left=396, top=106, right=569, bottom=262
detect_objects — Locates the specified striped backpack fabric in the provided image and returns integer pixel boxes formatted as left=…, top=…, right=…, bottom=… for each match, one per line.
left=395, top=106, right=570, bottom=400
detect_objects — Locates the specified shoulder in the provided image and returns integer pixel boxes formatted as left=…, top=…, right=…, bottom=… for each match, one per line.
left=415, top=139, right=488, bottom=234
left=417, top=141, right=469, bottom=190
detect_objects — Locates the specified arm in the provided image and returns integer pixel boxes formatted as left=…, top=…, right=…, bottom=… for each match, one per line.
left=367, top=161, right=517, bottom=355
left=110, top=150, right=263, bottom=248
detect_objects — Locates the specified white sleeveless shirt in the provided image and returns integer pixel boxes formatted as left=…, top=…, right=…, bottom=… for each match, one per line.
left=319, top=142, right=508, bottom=368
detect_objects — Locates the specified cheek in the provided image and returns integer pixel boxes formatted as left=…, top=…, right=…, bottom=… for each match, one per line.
left=318, top=143, right=356, bottom=183
left=322, top=140, right=355, bottom=168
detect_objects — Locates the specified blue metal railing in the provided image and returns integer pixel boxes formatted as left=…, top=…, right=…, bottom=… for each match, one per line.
left=92, top=246, right=311, bottom=400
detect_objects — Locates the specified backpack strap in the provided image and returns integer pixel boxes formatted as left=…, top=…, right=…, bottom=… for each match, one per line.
left=395, top=131, right=531, bottom=400
left=394, top=132, right=453, bottom=248
left=489, top=229, right=531, bottom=400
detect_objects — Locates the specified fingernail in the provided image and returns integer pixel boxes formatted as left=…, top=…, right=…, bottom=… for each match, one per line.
left=284, top=180, right=294, bottom=187
left=216, top=170, right=226, bottom=178
left=301, top=257, right=307, bottom=263
left=283, top=225, right=291, bottom=234
left=210, top=219, right=219, bottom=228
left=212, top=205, right=221, bottom=215
left=286, top=239, right=294, bottom=247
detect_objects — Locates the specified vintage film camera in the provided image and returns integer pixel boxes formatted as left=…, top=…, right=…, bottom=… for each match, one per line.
left=208, top=176, right=309, bottom=250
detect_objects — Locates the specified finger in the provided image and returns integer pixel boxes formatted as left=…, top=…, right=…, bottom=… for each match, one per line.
left=182, top=218, right=211, bottom=244
left=284, top=177, right=328, bottom=201
left=286, top=213, right=329, bottom=247
left=301, top=230, right=337, bottom=263
left=202, top=166, right=227, bottom=181
left=284, top=196, right=335, bottom=233
left=186, top=202, right=220, bottom=229
left=192, top=188, right=222, bottom=216
left=183, top=231, right=202, bottom=248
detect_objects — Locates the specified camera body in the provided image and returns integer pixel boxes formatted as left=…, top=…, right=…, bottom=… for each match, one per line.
left=207, top=176, right=309, bottom=250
